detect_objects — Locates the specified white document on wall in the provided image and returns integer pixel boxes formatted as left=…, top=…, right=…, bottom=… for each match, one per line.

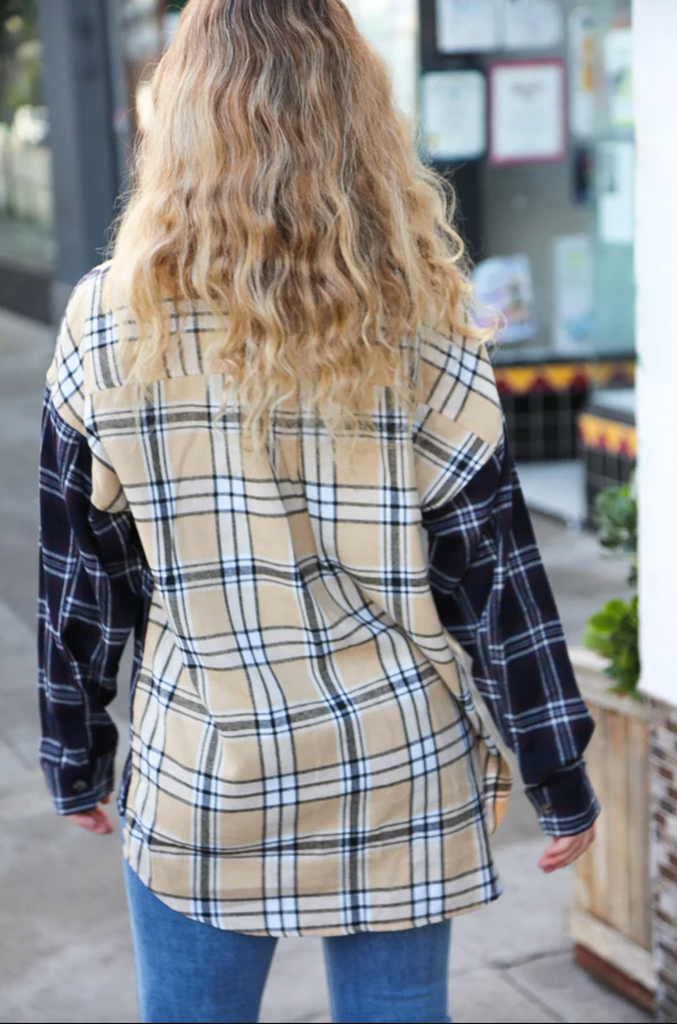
left=436, top=0, right=502, bottom=54
left=503, top=0, right=564, bottom=50
left=422, top=70, right=487, bottom=160
left=604, top=26, right=634, bottom=129
left=598, top=141, right=635, bottom=246
left=553, top=235, right=594, bottom=349
left=569, top=7, right=595, bottom=140
left=490, top=61, right=566, bottom=164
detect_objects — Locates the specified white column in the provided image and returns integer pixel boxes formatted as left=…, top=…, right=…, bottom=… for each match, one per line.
left=635, top=0, right=677, bottom=704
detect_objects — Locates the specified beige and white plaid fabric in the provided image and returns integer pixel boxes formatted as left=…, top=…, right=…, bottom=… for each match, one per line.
left=47, top=265, right=512, bottom=936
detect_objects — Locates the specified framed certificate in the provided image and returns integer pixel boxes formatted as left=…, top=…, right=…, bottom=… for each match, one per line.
left=489, top=59, right=567, bottom=166
left=422, top=70, right=487, bottom=161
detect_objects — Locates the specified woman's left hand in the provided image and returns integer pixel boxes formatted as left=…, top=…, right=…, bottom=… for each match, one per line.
left=539, top=825, right=596, bottom=873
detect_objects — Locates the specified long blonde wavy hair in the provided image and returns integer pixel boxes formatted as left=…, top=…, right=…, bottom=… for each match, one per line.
left=106, top=0, right=487, bottom=440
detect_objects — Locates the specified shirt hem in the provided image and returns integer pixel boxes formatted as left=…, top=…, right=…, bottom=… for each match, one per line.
left=121, top=842, right=503, bottom=938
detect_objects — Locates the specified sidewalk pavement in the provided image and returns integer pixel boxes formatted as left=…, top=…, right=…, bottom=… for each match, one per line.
left=0, top=308, right=647, bottom=1023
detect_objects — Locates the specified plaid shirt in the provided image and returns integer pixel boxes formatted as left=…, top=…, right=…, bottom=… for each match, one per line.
left=38, top=265, right=599, bottom=937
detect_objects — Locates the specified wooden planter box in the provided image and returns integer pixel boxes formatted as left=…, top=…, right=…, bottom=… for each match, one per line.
left=569, top=648, right=655, bottom=1011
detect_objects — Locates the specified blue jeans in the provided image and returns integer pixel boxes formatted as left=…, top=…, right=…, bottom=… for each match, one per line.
left=124, top=861, right=452, bottom=1023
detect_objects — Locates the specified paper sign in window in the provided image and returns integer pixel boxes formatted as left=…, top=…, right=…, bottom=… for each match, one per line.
left=422, top=70, right=487, bottom=161
left=436, top=0, right=502, bottom=54
left=490, top=60, right=566, bottom=165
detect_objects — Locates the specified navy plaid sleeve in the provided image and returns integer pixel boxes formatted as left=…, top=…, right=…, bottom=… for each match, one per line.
left=38, top=388, right=148, bottom=815
left=424, top=434, right=600, bottom=837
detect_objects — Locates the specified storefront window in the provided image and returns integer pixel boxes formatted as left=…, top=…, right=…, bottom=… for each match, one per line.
left=0, top=0, right=54, bottom=267
left=394, top=0, right=637, bottom=527
left=473, top=2, right=634, bottom=362
left=590, top=0, right=634, bottom=356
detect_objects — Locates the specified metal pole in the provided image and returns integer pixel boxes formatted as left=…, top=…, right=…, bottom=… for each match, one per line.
left=36, top=0, right=121, bottom=319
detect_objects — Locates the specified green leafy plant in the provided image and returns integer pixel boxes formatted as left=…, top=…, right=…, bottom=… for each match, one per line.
left=595, top=476, right=638, bottom=583
left=583, top=596, right=640, bottom=697
left=583, top=477, right=641, bottom=698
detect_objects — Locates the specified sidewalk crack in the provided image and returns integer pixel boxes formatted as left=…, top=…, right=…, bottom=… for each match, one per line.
left=490, top=944, right=572, bottom=971
left=499, top=968, right=567, bottom=1023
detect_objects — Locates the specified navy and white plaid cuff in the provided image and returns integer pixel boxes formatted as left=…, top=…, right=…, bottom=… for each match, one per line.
left=40, top=744, right=115, bottom=816
left=526, top=760, right=601, bottom=837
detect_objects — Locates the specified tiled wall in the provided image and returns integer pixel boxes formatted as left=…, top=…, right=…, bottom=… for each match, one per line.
left=501, top=389, right=589, bottom=462
left=651, top=699, right=677, bottom=1022
left=494, top=359, right=636, bottom=465
left=578, top=411, right=636, bottom=526
left=581, top=444, right=636, bottom=526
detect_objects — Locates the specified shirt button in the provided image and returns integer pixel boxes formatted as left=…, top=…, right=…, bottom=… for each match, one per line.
left=542, top=802, right=554, bottom=815
left=72, top=780, right=90, bottom=794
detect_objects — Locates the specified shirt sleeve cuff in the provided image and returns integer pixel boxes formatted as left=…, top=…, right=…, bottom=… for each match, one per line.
left=41, top=750, right=115, bottom=816
left=525, top=760, right=601, bottom=837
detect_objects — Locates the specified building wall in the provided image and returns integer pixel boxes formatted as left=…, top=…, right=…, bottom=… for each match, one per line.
left=635, top=1, right=677, bottom=708
left=635, top=1, right=677, bottom=1018
left=0, top=0, right=54, bottom=320
left=651, top=700, right=677, bottom=1021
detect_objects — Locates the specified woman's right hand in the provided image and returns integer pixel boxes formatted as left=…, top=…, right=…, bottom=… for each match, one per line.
left=67, top=794, right=115, bottom=835
left=539, top=825, right=596, bottom=873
